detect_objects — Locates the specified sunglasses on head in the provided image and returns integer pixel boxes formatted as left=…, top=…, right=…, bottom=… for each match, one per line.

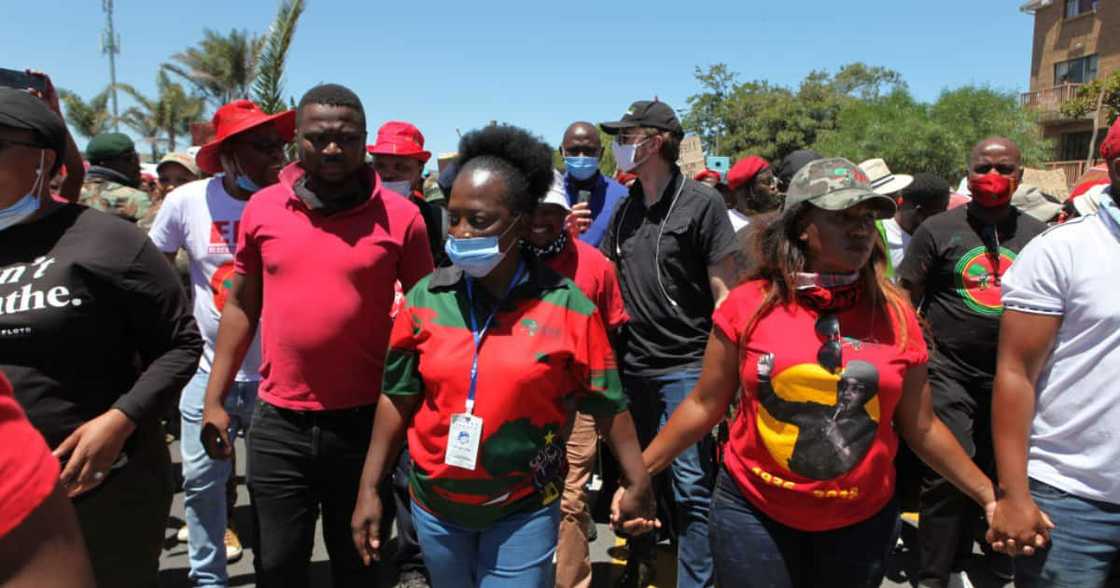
left=972, top=163, right=1017, bottom=175
left=815, top=314, right=842, bottom=373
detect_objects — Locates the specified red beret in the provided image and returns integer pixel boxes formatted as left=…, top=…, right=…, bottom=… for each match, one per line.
left=693, top=169, right=721, bottom=183
left=727, top=155, right=770, bottom=191
left=1101, top=118, right=1120, bottom=161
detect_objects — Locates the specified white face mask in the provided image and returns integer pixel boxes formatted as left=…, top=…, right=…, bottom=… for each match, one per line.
left=0, top=151, right=46, bottom=233
left=612, top=139, right=649, bottom=173
left=382, top=180, right=412, bottom=197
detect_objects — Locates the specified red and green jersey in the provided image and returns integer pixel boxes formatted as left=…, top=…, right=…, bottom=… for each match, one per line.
left=383, top=260, right=626, bottom=529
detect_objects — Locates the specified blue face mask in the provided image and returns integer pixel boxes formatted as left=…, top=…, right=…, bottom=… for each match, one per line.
left=564, top=156, right=599, bottom=181
left=444, top=218, right=521, bottom=278
left=235, top=174, right=261, bottom=194
left=0, top=194, right=41, bottom=233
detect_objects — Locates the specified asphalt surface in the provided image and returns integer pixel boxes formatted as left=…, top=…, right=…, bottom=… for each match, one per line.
left=158, top=438, right=1011, bottom=587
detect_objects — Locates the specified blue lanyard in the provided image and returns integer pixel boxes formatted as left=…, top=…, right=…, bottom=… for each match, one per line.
left=464, top=261, right=526, bottom=414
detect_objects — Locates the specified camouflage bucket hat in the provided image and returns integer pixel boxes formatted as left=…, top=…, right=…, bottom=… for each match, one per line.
left=782, top=157, right=896, bottom=219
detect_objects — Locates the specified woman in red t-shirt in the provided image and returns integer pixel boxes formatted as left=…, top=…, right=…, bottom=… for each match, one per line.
left=620, top=159, right=1016, bottom=587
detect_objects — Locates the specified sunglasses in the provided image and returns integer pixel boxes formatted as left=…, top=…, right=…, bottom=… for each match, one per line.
left=815, top=314, right=843, bottom=373
left=972, top=163, right=1017, bottom=175
left=561, top=146, right=600, bottom=157
left=236, top=139, right=288, bottom=154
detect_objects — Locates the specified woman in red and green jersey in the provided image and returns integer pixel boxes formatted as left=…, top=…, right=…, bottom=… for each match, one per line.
left=623, top=158, right=1030, bottom=588
left=351, top=125, right=656, bottom=588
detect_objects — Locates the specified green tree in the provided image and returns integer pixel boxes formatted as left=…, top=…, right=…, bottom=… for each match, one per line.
left=928, top=86, right=1051, bottom=177
left=683, top=64, right=737, bottom=153
left=1060, top=71, right=1120, bottom=163
left=58, top=88, right=113, bottom=140
left=253, top=0, right=306, bottom=114
left=163, top=29, right=264, bottom=108
left=117, top=71, right=206, bottom=155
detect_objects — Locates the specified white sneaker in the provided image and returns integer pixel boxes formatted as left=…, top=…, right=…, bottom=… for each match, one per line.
left=225, top=528, right=244, bottom=563
left=176, top=524, right=189, bottom=543
left=948, top=570, right=975, bottom=588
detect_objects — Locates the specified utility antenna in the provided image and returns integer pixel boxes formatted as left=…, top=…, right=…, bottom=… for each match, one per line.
left=101, top=0, right=121, bottom=131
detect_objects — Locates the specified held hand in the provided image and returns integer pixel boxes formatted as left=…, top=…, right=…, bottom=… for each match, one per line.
left=200, top=404, right=233, bottom=460
left=52, top=409, right=136, bottom=498
left=350, top=486, right=383, bottom=566
left=986, top=495, right=1055, bottom=557
left=565, top=203, right=593, bottom=234
left=25, top=70, right=61, bottom=115
left=610, top=484, right=660, bottom=537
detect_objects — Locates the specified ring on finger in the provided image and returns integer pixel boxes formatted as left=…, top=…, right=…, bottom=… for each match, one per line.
left=92, top=471, right=106, bottom=482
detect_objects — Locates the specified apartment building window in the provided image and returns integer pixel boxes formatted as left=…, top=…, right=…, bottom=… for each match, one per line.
left=1066, top=0, right=1099, bottom=18
left=1055, top=54, right=1099, bottom=84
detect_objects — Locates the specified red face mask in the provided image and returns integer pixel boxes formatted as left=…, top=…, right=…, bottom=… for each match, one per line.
left=969, top=173, right=1015, bottom=208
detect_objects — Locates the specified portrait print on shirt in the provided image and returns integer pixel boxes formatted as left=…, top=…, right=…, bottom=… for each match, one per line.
left=754, top=352, right=881, bottom=481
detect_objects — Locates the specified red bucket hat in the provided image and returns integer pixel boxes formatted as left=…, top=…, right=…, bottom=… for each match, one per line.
left=195, top=100, right=296, bottom=175
left=367, top=121, right=431, bottom=163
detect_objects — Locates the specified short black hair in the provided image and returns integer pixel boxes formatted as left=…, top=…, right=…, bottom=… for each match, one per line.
left=902, top=173, right=951, bottom=206
left=455, top=125, right=554, bottom=215
left=297, top=83, right=365, bottom=126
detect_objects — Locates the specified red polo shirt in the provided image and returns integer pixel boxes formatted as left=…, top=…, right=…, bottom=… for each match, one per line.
left=543, top=238, right=629, bottom=330
left=235, top=163, right=434, bottom=410
left=0, top=373, right=59, bottom=538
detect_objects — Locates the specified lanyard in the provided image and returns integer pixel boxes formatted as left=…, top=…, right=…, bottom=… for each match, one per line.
left=463, top=261, right=526, bottom=414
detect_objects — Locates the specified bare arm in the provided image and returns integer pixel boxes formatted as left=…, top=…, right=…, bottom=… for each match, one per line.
left=894, top=364, right=995, bottom=510
left=0, top=484, right=95, bottom=587
left=987, top=310, right=1061, bottom=555
left=200, top=271, right=262, bottom=459
left=351, top=393, right=422, bottom=564
left=643, top=330, right=738, bottom=476
left=708, top=254, right=737, bottom=307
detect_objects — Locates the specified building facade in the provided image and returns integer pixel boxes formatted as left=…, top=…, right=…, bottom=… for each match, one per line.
left=1021, top=0, right=1114, bottom=180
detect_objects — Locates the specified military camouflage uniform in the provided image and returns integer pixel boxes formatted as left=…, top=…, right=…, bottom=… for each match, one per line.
left=79, top=177, right=152, bottom=222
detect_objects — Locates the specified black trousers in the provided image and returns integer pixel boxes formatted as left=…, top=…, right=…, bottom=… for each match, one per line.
left=392, top=443, right=427, bottom=576
left=246, top=400, right=391, bottom=588
left=73, top=424, right=174, bottom=588
left=917, top=360, right=996, bottom=587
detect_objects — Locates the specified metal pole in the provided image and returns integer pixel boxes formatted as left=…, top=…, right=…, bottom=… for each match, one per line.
left=102, top=0, right=120, bottom=131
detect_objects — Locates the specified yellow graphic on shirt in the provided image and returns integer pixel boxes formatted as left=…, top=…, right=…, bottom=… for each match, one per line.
left=755, top=356, right=880, bottom=481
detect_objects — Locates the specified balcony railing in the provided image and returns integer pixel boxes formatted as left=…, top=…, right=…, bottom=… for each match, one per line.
left=1020, top=84, right=1088, bottom=120
left=1042, top=159, right=1103, bottom=186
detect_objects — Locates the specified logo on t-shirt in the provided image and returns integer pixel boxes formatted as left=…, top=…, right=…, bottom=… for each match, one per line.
left=209, top=220, right=240, bottom=255
left=209, top=261, right=236, bottom=311
left=755, top=354, right=880, bottom=482
left=953, top=246, right=1017, bottom=316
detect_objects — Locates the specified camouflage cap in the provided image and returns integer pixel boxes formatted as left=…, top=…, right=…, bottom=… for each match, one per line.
left=782, top=157, right=896, bottom=219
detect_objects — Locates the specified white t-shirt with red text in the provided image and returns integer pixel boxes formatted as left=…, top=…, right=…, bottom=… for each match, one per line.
left=149, top=176, right=262, bottom=381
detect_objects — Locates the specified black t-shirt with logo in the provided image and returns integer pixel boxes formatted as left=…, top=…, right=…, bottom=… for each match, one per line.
left=600, top=170, right=738, bottom=378
left=0, top=204, right=201, bottom=449
left=898, top=205, right=1046, bottom=377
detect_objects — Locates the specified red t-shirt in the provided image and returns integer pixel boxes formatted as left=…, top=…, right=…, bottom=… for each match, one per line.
left=0, top=373, right=59, bottom=538
left=235, top=164, right=435, bottom=410
left=712, top=280, right=927, bottom=531
left=543, top=239, right=629, bottom=330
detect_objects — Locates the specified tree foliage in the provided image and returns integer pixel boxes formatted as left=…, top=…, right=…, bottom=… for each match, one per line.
left=1060, top=71, right=1120, bottom=124
left=117, top=71, right=206, bottom=158
left=163, top=29, right=265, bottom=108
left=58, top=88, right=113, bottom=140
left=683, top=63, right=1051, bottom=182
left=253, top=0, right=305, bottom=114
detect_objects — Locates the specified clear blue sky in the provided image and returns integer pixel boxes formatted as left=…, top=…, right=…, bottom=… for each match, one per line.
left=2, top=0, right=1036, bottom=164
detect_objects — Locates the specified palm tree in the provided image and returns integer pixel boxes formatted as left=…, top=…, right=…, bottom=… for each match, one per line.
left=163, top=29, right=264, bottom=108
left=58, top=88, right=113, bottom=140
left=117, top=72, right=206, bottom=159
left=253, top=0, right=306, bottom=114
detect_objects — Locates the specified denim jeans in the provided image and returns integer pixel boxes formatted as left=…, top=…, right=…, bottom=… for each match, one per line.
left=246, top=400, right=381, bottom=588
left=625, top=367, right=715, bottom=588
left=411, top=499, right=561, bottom=588
left=180, top=369, right=258, bottom=587
left=709, top=468, right=898, bottom=588
left=1014, top=478, right=1120, bottom=588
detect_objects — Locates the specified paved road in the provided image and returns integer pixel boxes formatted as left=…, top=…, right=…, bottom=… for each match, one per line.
left=158, top=439, right=1009, bottom=587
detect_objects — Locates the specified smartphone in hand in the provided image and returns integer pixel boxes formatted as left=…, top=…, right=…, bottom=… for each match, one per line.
left=0, top=68, right=47, bottom=93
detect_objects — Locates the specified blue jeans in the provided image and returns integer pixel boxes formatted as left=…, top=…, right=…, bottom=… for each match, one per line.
left=1014, top=478, right=1120, bottom=588
left=411, top=500, right=561, bottom=588
left=626, top=368, right=715, bottom=588
left=709, top=468, right=898, bottom=588
left=179, top=370, right=258, bottom=586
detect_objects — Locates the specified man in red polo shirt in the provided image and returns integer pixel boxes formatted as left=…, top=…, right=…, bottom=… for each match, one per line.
left=200, top=84, right=434, bottom=587
left=525, top=173, right=629, bottom=588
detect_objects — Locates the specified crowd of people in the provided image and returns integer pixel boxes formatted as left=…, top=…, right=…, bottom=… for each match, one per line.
left=0, top=69, right=1117, bottom=588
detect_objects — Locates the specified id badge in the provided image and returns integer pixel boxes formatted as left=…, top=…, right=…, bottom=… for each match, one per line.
left=444, top=413, right=483, bottom=471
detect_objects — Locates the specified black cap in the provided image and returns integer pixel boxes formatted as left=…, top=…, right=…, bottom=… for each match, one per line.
left=600, top=100, right=683, bottom=137
left=776, top=149, right=823, bottom=188
left=0, top=88, right=68, bottom=174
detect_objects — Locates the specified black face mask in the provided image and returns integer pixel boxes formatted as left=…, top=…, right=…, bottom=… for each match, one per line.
left=523, top=229, right=568, bottom=260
